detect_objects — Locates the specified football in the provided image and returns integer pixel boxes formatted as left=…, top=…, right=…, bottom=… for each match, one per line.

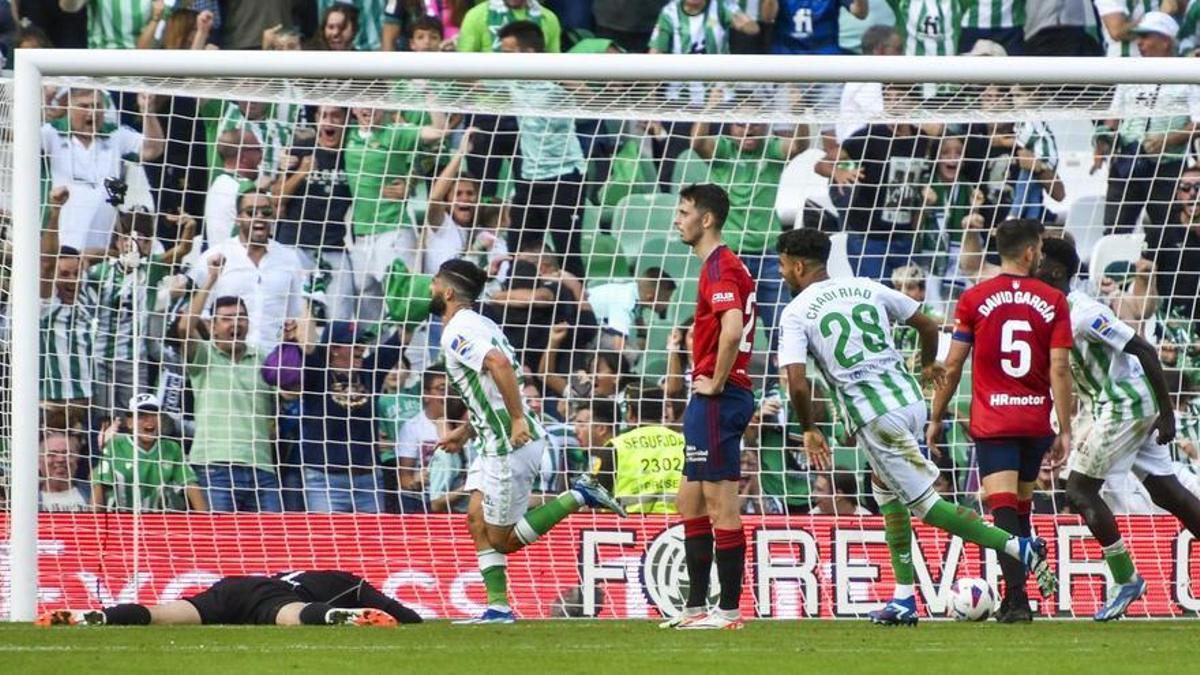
left=950, top=578, right=997, bottom=621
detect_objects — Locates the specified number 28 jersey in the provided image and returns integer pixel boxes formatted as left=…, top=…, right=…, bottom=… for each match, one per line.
left=953, top=274, right=1072, bottom=439
left=778, top=277, right=925, bottom=433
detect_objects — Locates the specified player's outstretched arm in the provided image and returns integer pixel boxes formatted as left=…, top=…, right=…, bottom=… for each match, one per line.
left=927, top=340, right=970, bottom=459
left=1125, top=334, right=1177, bottom=445
left=1048, top=348, right=1074, bottom=465
left=483, top=348, right=531, bottom=447
left=784, top=363, right=830, bottom=471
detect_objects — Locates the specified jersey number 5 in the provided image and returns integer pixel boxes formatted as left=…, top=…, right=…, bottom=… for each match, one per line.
left=1000, top=319, right=1032, bottom=377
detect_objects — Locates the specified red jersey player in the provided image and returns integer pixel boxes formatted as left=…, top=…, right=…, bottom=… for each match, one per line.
left=927, top=219, right=1073, bottom=623
left=663, top=184, right=757, bottom=631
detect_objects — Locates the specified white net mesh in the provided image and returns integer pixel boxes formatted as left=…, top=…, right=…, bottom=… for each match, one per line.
left=4, top=66, right=1200, bottom=621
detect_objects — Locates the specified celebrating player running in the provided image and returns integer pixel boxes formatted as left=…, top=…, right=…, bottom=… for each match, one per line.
left=431, top=259, right=627, bottom=625
left=928, top=219, right=1073, bottom=623
left=776, top=228, right=1056, bottom=627
left=663, top=185, right=757, bottom=631
left=1037, top=237, right=1200, bottom=621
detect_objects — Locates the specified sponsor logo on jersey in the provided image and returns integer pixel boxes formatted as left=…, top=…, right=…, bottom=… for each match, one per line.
left=989, top=393, right=1047, bottom=406
left=450, top=335, right=471, bottom=358
left=1090, top=315, right=1115, bottom=338
left=712, top=291, right=735, bottom=304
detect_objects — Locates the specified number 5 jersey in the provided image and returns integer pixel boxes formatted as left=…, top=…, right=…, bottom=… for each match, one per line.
left=953, top=273, right=1072, bottom=439
left=778, top=277, right=925, bottom=433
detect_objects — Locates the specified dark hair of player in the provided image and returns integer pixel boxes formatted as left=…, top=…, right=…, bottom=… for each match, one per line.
left=679, top=183, right=731, bottom=230
left=776, top=228, right=831, bottom=265
left=498, top=20, right=545, bottom=52
left=437, top=258, right=488, bottom=302
left=994, top=218, right=1044, bottom=261
left=1039, top=237, right=1080, bottom=282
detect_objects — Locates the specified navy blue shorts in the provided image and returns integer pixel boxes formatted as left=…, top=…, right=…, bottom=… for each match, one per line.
left=682, top=386, right=755, bottom=482
left=975, top=436, right=1054, bottom=482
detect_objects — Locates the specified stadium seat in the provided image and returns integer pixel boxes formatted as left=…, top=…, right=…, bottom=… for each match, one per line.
left=610, top=192, right=679, bottom=259
left=596, top=138, right=659, bottom=225
left=671, top=149, right=712, bottom=192
left=581, top=232, right=633, bottom=280
left=1063, top=194, right=1106, bottom=262
left=638, top=236, right=698, bottom=282
left=1088, top=233, right=1145, bottom=293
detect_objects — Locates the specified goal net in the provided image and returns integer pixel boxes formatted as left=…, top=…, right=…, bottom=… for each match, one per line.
left=3, top=51, right=1200, bottom=621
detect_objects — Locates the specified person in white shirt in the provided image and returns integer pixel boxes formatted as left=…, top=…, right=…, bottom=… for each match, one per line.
left=836, top=25, right=901, bottom=144
left=420, top=130, right=508, bottom=274
left=204, top=128, right=263, bottom=249
left=189, top=191, right=308, bottom=350
left=1093, top=0, right=1181, bottom=57
left=395, top=367, right=449, bottom=512
left=586, top=267, right=677, bottom=349
left=38, top=432, right=90, bottom=513
left=40, top=88, right=165, bottom=255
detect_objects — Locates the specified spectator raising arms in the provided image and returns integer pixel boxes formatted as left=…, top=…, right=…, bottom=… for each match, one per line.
left=344, top=106, right=452, bottom=322
left=176, top=252, right=282, bottom=513
left=190, top=191, right=309, bottom=351
left=274, top=105, right=356, bottom=321
left=41, top=88, right=164, bottom=254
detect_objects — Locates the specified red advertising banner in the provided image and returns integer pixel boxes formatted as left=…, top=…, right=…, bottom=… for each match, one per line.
left=2, top=514, right=1197, bottom=619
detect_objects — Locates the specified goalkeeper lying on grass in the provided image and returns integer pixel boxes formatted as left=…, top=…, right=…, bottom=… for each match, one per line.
left=37, top=570, right=421, bottom=627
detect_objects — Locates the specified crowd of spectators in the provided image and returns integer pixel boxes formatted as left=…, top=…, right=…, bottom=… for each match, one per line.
left=5, top=0, right=1200, bottom=518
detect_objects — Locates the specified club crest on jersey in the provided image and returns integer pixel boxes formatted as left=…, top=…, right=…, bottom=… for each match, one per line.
left=1091, top=315, right=1115, bottom=338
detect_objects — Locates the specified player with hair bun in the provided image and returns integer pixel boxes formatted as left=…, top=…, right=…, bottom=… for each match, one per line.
left=430, top=259, right=627, bottom=625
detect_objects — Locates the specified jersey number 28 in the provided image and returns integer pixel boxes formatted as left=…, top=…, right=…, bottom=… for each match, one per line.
left=820, top=303, right=889, bottom=368
left=1000, top=319, right=1032, bottom=377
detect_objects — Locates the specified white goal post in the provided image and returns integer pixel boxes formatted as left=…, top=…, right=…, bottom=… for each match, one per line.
left=7, top=49, right=1200, bottom=622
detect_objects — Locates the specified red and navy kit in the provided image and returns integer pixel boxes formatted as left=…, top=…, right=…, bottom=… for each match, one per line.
left=683, top=245, right=757, bottom=482
left=953, top=273, right=1072, bottom=478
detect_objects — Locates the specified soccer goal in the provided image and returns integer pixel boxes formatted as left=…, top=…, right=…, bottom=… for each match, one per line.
left=3, top=49, right=1200, bottom=622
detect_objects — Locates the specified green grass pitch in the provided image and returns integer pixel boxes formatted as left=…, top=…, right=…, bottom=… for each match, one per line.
left=0, top=621, right=1193, bottom=674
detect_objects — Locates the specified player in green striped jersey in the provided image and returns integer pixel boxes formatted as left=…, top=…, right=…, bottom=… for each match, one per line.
left=89, top=210, right=195, bottom=417
left=777, top=228, right=1055, bottom=626
left=887, top=0, right=962, bottom=56
left=1037, top=238, right=1200, bottom=621
left=430, top=259, right=626, bottom=624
